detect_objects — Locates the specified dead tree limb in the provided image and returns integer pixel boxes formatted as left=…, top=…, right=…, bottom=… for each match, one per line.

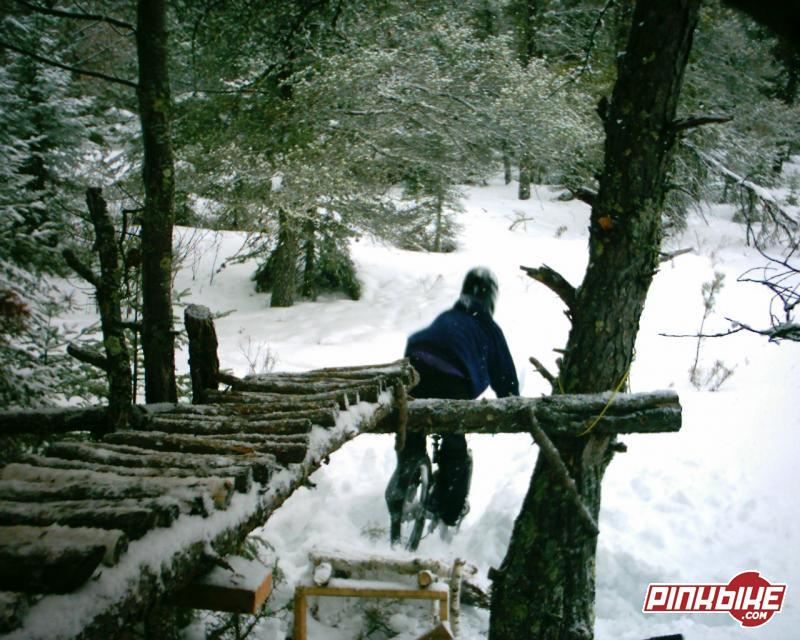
left=659, top=247, right=693, bottom=262
left=528, top=356, right=557, bottom=390
left=528, top=410, right=599, bottom=537
left=572, top=187, right=597, bottom=207
left=519, top=264, right=577, bottom=315
left=67, top=343, right=109, bottom=372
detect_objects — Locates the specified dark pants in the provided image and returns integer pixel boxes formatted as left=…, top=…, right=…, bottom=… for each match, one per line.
left=388, top=357, right=472, bottom=527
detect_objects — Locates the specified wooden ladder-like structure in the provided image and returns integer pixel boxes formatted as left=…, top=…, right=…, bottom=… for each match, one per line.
left=0, top=346, right=417, bottom=639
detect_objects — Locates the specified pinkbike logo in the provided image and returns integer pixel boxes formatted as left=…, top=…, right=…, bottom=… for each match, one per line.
left=643, top=571, right=787, bottom=628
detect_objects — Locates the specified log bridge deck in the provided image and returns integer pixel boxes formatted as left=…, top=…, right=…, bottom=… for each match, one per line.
left=0, top=360, right=417, bottom=639
left=0, top=337, right=681, bottom=639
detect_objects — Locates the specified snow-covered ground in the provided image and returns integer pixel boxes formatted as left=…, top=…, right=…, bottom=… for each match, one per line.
left=174, top=180, right=799, bottom=639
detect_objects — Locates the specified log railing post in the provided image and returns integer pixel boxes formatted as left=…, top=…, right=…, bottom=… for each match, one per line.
left=184, top=305, right=219, bottom=404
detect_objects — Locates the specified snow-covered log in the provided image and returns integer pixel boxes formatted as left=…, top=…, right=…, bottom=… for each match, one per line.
left=41, top=441, right=259, bottom=490
left=148, top=415, right=316, bottom=435
left=0, top=525, right=127, bottom=573
left=0, top=498, right=179, bottom=540
left=0, top=467, right=235, bottom=514
left=378, top=390, right=681, bottom=436
left=102, top=430, right=308, bottom=464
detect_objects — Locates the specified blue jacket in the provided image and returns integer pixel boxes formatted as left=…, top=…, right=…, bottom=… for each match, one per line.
left=405, top=301, right=519, bottom=399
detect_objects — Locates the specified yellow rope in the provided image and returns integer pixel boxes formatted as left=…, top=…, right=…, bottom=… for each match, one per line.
left=578, top=366, right=630, bottom=437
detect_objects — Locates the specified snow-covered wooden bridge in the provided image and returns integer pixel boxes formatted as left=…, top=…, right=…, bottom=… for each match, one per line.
left=0, top=358, right=417, bottom=639
left=0, top=305, right=681, bottom=638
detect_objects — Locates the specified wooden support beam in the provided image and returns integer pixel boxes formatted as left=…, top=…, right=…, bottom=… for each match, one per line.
left=377, top=390, right=681, bottom=437
left=171, top=555, right=273, bottom=614
left=294, top=579, right=449, bottom=640
left=184, top=304, right=220, bottom=404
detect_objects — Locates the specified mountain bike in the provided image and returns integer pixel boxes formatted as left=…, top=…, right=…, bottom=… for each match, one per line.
left=387, top=435, right=472, bottom=551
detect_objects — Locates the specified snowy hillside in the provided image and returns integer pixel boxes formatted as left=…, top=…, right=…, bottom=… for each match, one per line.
left=176, top=180, right=799, bottom=640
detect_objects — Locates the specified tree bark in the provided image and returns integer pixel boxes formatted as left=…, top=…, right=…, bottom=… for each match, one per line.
left=518, top=152, right=532, bottom=200
left=184, top=304, right=219, bottom=404
left=136, top=0, right=177, bottom=403
left=270, top=209, right=300, bottom=307
left=489, top=1, right=701, bottom=638
left=85, top=189, right=133, bottom=430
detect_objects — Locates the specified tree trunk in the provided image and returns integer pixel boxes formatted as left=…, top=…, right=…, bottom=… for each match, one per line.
left=489, top=1, right=701, bottom=638
left=433, top=190, right=444, bottom=253
left=136, top=0, right=177, bottom=403
left=302, top=218, right=317, bottom=300
left=518, top=152, right=532, bottom=200
left=270, top=210, right=299, bottom=307
left=85, top=189, right=132, bottom=430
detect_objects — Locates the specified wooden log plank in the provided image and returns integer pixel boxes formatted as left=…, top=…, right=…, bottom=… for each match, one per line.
left=307, top=551, right=488, bottom=609
left=5, top=393, right=396, bottom=640
left=101, top=431, right=308, bottom=465
left=0, top=405, right=109, bottom=437
left=154, top=405, right=338, bottom=424
left=0, top=524, right=127, bottom=569
left=206, top=389, right=354, bottom=410
left=232, top=378, right=367, bottom=394
left=0, top=499, right=177, bottom=540
left=16, top=451, right=262, bottom=489
left=0, top=525, right=106, bottom=594
left=0, top=591, right=29, bottom=633
left=148, top=416, right=314, bottom=435
left=1, top=463, right=236, bottom=512
left=376, top=391, right=681, bottom=436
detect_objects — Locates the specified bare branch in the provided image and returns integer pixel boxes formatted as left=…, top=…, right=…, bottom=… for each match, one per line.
left=0, top=39, right=137, bottom=89
left=571, top=187, right=597, bottom=207
left=672, top=114, right=733, bottom=133
left=67, top=343, right=109, bottom=372
left=520, top=264, right=577, bottom=314
left=529, top=356, right=557, bottom=389
left=14, top=0, right=135, bottom=31
left=659, top=247, right=693, bottom=262
left=660, top=318, right=800, bottom=342
left=62, top=248, right=99, bottom=288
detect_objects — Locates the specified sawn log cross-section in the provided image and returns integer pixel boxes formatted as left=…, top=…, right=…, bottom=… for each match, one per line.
left=0, top=306, right=681, bottom=638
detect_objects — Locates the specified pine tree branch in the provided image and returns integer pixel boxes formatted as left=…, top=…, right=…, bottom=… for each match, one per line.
left=14, top=0, right=135, bottom=32
left=520, top=264, right=577, bottom=314
left=62, top=248, right=100, bottom=288
left=0, top=38, right=137, bottom=89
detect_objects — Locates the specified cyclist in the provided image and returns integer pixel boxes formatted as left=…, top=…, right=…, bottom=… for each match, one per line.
left=386, top=266, right=519, bottom=544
